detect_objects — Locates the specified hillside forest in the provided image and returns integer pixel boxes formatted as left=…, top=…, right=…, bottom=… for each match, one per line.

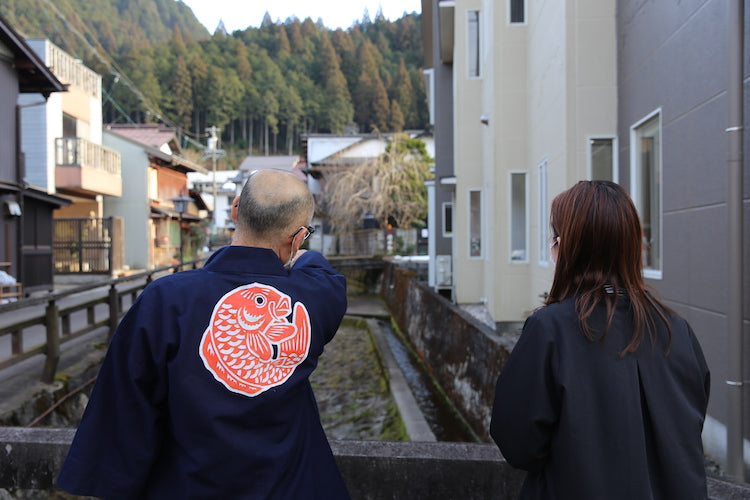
left=1, top=0, right=428, bottom=159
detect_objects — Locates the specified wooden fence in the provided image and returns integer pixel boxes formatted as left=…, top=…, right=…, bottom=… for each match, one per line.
left=0, top=259, right=204, bottom=383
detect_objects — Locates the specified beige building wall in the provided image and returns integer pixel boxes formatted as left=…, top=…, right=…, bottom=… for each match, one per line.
left=452, top=0, right=617, bottom=323
left=453, top=0, right=487, bottom=306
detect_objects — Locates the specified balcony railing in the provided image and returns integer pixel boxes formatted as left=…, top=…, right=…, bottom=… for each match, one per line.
left=55, top=137, right=121, bottom=176
left=47, top=43, right=101, bottom=98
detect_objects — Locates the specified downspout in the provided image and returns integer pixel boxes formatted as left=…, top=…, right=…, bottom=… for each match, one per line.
left=727, top=0, right=745, bottom=481
left=15, top=105, right=25, bottom=286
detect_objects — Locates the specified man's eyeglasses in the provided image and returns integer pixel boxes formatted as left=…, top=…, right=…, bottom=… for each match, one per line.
left=291, top=225, right=315, bottom=242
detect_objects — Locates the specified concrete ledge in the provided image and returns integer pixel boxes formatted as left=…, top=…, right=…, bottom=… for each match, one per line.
left=1, top=428, right=748, bottom=498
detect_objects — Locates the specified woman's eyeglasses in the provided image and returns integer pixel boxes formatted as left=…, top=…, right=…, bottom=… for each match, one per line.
left=291, top=225, right=315, bottom=242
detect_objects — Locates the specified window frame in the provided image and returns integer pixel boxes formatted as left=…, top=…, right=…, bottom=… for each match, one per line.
left=537, top=158, right=550, bottom=267
left=587, top=135, right=618, bottom=183
left=508, top=0, right=527, bottom=25
left=468, top=189, right=483, bottom=259
left=509, top=171, right=528, bottom=264
left=467, top=9, right=481, bottom=79
left=442, top=201, right=453, bottom=237
left=630, top=109, right=663, bottom=280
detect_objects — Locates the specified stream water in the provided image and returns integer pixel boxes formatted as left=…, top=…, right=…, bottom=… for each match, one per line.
left=378, top=320, right=477, bottom=442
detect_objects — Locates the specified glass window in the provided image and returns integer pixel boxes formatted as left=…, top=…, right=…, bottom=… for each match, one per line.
left=62, top=113, right=77, bottom=137
left=590, top=137, right=615, bottom=182
left=467, top=10, right=480, bottom=78
left=469, top=190, right=482, bottom=258
left=631, top=113, right=661, bottom=277
left=510, top=0, right=525, bottom=24
left=538, top=159, right=549, bottom=266
left=510, top=173, right=527, bottom=262
left=443, top=202, right=453, bottom=236
left=149, top=167, right=159, bottom=201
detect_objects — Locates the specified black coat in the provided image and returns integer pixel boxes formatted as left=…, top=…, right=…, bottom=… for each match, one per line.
left=491, top=296, right=710, bottom=500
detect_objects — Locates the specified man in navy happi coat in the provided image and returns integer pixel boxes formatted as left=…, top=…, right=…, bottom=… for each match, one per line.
left=58, top=169, right=350, bottom=499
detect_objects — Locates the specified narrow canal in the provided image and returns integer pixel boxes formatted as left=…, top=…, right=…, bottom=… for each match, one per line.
left=377, top=320, right=477, bottom=443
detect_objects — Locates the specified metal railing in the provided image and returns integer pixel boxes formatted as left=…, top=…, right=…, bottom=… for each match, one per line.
left=0, top=259, right=204, bottom=383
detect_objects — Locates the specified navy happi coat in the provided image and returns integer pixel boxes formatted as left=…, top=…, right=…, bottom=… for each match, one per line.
left=58, top=246, right=350, bottom=499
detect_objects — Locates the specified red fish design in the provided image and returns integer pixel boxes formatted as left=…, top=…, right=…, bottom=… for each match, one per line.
left=199, top=283, right=311, bottom=397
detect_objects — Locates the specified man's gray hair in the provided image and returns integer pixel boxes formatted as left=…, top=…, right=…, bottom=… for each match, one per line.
left=236, top=170, right=314, bottom=236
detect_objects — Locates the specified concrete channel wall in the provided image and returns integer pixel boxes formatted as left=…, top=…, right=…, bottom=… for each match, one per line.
left=380, top=262, right=518, bottom=440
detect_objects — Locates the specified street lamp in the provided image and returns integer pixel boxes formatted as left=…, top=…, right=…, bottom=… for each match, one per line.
left=171, top=195, right=192, bottom=267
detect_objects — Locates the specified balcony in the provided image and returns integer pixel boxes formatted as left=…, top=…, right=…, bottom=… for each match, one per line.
left=55, top=137, right=122, bottom=197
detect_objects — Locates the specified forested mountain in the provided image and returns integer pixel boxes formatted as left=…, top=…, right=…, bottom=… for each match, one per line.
left=1, top=0, right=427, bottom=157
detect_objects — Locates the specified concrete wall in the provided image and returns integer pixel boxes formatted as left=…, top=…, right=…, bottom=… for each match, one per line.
left=381, top=262, right=517, bottom=439
left=0, top=415, right=747, bottom=499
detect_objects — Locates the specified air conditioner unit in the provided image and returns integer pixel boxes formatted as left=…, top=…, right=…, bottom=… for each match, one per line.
left=436, top=255, right=452, bottom=287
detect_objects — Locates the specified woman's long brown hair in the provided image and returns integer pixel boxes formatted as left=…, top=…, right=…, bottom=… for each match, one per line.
left=546, top=180, right=672, bottom=355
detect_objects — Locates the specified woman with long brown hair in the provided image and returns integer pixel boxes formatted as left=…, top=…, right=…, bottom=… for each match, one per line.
left=490, top=180, right=710, bottom=499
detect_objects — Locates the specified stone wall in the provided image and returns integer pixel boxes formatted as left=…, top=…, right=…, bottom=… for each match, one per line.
left=380, top=262, right=518, bottom=440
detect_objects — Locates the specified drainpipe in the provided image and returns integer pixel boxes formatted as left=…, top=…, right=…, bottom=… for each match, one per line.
left=726, top=0, right=745, bottom=481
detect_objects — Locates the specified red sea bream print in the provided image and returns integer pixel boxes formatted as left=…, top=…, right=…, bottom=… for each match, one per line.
left=200, top=283, right=311, bottom=397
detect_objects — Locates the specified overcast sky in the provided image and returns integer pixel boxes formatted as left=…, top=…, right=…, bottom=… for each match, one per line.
left=179, top=0, right=423, bottom=33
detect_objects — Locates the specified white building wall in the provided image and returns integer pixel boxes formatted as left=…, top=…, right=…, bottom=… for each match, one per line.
left=102, top=133, right=150, bottom=269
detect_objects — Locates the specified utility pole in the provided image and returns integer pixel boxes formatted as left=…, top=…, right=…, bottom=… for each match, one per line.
left=203, top=126, right=225, bottom=229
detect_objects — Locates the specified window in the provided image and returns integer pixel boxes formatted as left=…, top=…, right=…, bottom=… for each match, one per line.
left=509, top=0, right=526, bottom=24
left=423, top=69, right=435, bottom=126
left=510, top=173, right=527, bottom=262
left=589, top=137, right=616, bottom=182
left=467, top=10, right=481, bottom=78
left=149, top=167, right=159, bottom=201
left=443, top=202, right=453, bottom=236
left=62, top=113, right=77, bottom=137
left=469, top=190, right=482, bottom=258
left=631, top=111, right=662, bottom=278
left=538, top=158, right=549, bottom=266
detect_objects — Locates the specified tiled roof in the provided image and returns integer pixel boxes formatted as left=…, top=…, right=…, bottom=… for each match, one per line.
left=106, top=124, right=178, bottom=151
left=238, top=155, right=300, bottom=172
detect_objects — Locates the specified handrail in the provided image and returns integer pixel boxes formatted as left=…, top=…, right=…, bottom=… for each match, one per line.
left=0, top=259, right=204, bottom=383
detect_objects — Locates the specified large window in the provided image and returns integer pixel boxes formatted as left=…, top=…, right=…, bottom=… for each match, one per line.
left=631, top=111, right=662, bottom=278
left=469, top=190, right=482, bottom=258
left=509, top=0, right=526, bottom=24
left=589, top=137, right=616, bottom=182
left=510, top=172, right=527, bottom=262
left=538, top=158, right=550, bottom=266
left=467, top=10, right=481, bottom=78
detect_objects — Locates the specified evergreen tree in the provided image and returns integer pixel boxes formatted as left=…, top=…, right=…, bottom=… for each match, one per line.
left=168, top=56, right=193, bottom=131
left=389, top=99, right=404, bottom=132
left=319, top=34, right=353, bottom=133
left=392, top=58, right=416, bottom=128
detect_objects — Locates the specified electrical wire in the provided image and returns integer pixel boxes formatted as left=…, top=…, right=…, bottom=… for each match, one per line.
left=34, top=0, right=209, bottom=143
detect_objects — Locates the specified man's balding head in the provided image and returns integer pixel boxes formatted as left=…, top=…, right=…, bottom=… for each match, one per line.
left=234, top=169, right=314, bottom=244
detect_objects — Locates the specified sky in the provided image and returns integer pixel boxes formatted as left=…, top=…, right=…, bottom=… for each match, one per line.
left=180, top=0, right=423, bottom=33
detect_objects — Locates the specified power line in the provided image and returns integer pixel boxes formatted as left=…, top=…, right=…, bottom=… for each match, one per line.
left=35, top=0, right=208, bottom=143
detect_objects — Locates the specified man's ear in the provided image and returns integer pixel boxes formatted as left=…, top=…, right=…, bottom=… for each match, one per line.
left=231, top=196, right=240, bottom=222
